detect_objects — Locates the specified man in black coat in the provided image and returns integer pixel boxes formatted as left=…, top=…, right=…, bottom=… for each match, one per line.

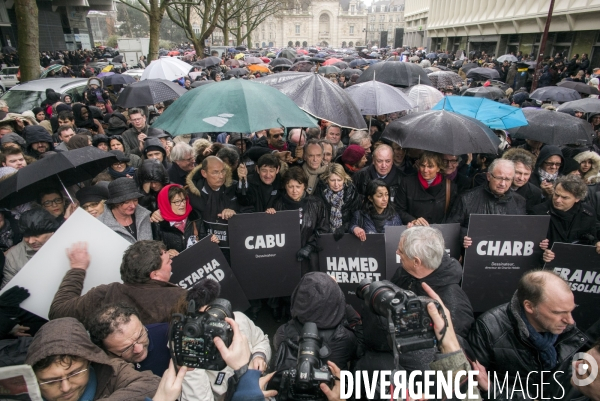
left=236, top=153, right=282, bottom=213
left=24, top=126, right=54, bottom=160
left=502, top=148, right=543, bottom=213
left=468, top=270, right=588, bottom=400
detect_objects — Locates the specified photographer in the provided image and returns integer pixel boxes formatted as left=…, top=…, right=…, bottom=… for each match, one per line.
left=320, top=283, right=485, bottom=401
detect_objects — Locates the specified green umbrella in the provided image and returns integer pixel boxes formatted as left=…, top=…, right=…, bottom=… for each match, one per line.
left=152, top=79, right=318, bottom=134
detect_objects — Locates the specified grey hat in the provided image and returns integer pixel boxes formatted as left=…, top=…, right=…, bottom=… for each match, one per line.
left=106, top=177, right=144, bottom=205
left=1, top=133, right=26, bottom=147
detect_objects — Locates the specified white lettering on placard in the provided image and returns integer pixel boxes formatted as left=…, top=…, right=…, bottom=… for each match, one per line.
left=553, top=268, right=600, bottom=293
left=475, top=241, right=534, bottom=256
left=178, top=259, right=225, bottom=289
left=244, top=234, right=285, bottom=249
left=326, top=257, right=378, bottom=272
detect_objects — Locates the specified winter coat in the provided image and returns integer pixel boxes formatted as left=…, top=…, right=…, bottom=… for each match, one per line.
left=352, top=164, right=405, bottom=209
left=468, top=292, right=588, bottom=400
left=530, top=199, right=598, bottom=246
left=154, top=210, right=202, bottom=253
left=350, top=210, right=402, bottom=234
left=167, top=162, right=189, bottom=186
left=314, top=180, right=362, bottom=238
left=25, top=317, right=159, bottom=401
left=574, top=151, right=600, bottom=185
left=98, top=205, right=153, bottom=244
left=181, top=311, right=271, bottom=401
left=49, top=269, right=185, bottom=324
left=24, top=126, right=54, bottom=159
left=186, top=164, right=239, bottom=224
left=446, top=183, right=527, bottom=238
left=529, top=145, right=565, bottom=188
left=515, top=182, right=543, bottom=213
left=395, top=174, right=458, bottom=225
left=236, top=172, right=283, bottom=213
left=121, top=126, right=148, bottom=157
left=1, top=241, right=37, bottom=290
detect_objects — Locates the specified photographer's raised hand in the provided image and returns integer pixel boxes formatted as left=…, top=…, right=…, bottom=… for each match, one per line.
left=214, top=317, right=251, bottom=370
left=152, top=360, right=187, bottom=401
left=319, top=361, right=342, bottom=401
left=421, top=282, right=461, bottom=354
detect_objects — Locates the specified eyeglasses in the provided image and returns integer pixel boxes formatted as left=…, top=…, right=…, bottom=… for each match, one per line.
left=117, top=199, right=138, bottom=207
left=270, top=134, right=283, bottom=139
left=543, top=161, right=562, bottom=167
left=111, top=327, right=148, bottom=358
left=130, top=117, right=145, bottom=123
left=443, top=159, right=459, bottom=165
left=171, top=198, right=187, bottom=206
left=38, top=366, right=89, bottom=388
left=207, top=170, right=226, bottom=177
left=82, top=201, right=102, bottom=210
left=489, top=173, right=513, bottom=182
left=42, top=198, right=63, bottom=207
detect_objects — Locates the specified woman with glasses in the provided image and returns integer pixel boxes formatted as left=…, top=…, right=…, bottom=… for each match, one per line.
left=154, top=184, right=206, bottom=255
left=75, top=185, right=109, bottom=218
left=396, top=151, right=458, bottom=226
left=108, top=150, right=136, bottom=179
left=529, top=145, right=565, bottom=198
left=442, top=154, right=471, bottom=194
left=37, top=188, right=77, bottom=225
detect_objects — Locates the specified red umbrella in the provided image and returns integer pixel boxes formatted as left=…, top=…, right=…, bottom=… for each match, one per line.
left=168, top=51, right=180, bottom=56
left=260, top=57, right=271, bottom=63
left=323, top=58, right=343, bottom=66
left=297, top=49, right=308, bottom=55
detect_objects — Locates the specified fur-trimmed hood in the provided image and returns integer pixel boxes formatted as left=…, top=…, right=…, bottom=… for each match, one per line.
left=573, top=150, right=600, bottom=184
left=185, top=163, right=233, bottom=197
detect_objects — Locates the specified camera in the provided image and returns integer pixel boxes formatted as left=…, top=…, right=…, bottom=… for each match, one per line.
left=356, top=279, right=444, bottom=353
left=169, top=298, right=233, bottom=370
left=279, top=322, right=335, bottom=401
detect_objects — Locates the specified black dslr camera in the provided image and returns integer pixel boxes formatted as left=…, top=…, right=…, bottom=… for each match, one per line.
left=279, top=322, right=335, bottom=401
left=356, top=279, right=444, bottom=353
left=169, top=298, right=233, bottom=370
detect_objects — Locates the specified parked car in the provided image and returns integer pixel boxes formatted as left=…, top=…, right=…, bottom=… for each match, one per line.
left=0, top=66, right=19, bottom=89
left=0, top=78, right=87, bottom=113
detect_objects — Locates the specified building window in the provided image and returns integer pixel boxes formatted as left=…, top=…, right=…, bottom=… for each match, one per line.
left=350, top=4, right=355, bottom=14
left=349, top=25, right=354, bottom=35
left=370, top=23, right=375, bottom=31
left=380, top=15, right=385, bottom=21
left=192, top=24, right=200, bottom=34
left=370, top=15, right=375, bottom=21
left=379, top=23, right=384, bottom=31
left=295, top=24, right=300, bottom=35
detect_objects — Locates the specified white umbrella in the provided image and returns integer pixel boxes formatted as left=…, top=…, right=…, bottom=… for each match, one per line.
left=404, top=84, right=444, bottom=112
left=345, top=80, right=416, bottom=115
left=497, top=54, right=518, bottom=63
left=140, top=58, right=191, bottom=81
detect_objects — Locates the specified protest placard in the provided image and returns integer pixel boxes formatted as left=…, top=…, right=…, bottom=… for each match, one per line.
left=0, top=365, right=43, bottom=401
left=0, top=208, right=128, bottom=319
left=544, top=242, right=600, bottom=331
left=462, top=214, right=550, bottom=312
left=170, top=236, right=249, bottom=311
left=228, top=211, right=302, bottom=299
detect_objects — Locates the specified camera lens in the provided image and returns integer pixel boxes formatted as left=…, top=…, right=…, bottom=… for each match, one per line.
left=183, top=321, right=203, bottom=337
left=206, top=298, right=234, bottom=320
left=356, top=278, right=373, bottom=300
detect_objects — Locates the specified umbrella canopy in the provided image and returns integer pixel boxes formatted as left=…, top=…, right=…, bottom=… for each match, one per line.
left=323, top=58, right=343, bottom=66
left=226, top=68, right=250, bottom=77
left=427, top=71, right=464, bottom=89
left=381, top=110, right=501, bottom=155
left=316, top=66, right=341, bottom=75
left=248, top=64, right=270, bottom=74
left=289, top=61, right=313, bottom=72
left=424, top=67, right=441, bottom=74
left=246, top=57, right=264, bottom=65
left=141, top=58, right=191, bottom=81
left=341, top=69, right=362, bottom=78
left=463, top=86, right=506, bottom=100
left=437, top=53, right=449, bottom=59
left=260, top=57, right=271, bottom=63
left=225, top=59, right=242, bottom=67
left=349, top=59, right=368, bottom=68
left=115, top=79, right=187, bottom=108
left=508, top=108, right=595, bottom=145
left=345, top=80, right=416, bottom=115
left=101, top=65, right=114, bottom=73
left=409, top=56, right=420, bottom=62
left=432, top=96, right=528, bottom=130
left=112, top=55, right=124, bottom=63
left=460, top=63, right=479, bottom=73
left=97, top=72, right=114, bottom=78
left=557, top=81, right=600, bottom=96
left=40, top=64, right=63, bottom=78
left=152, top=79, right=317, bottom=134
left=356, top=61, right=431, bottom=88
left=278, top=49, right=297, bottom=61
left=190, top=81, right=215, bottom=88
left=466, top=67, right=500, bottom=81
left=195, top=56, right=221, bottom=68
left=270, top=58, right=293, bottom=68
left=0, top=147, right=118, bottom=208
left=557, top=98, right=600, bottom=114
left=497, top=55, right=518, bottom=63
left=103, top=74, right=136, bottom=86
left=333, top=61, right=349, bottom=69
left=255, top=72, right=367, bottom=129
left=530, top=86, right=581, bottom=102
left=405, top=85, right=444, bottom=111
left=426, top=53, right=438, bottom=59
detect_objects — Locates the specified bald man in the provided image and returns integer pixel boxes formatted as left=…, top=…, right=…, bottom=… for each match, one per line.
left=469, top=271, right=588, bottom=399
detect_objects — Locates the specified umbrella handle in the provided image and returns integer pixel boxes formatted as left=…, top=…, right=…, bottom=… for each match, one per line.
left=57, top=175, right=76, bottom=205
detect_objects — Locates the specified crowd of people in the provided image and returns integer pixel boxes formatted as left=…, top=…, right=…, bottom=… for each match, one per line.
left=0, top=43, right=599, bottom=401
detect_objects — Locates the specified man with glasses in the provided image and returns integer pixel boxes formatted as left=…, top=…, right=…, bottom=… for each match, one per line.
left=121, top=108, right=149, bottom=157
left=447, top=159, right=527, bottom=248
left=168, top=143, right=195, bottom=186
left=27, top=317, right=160, bottom=401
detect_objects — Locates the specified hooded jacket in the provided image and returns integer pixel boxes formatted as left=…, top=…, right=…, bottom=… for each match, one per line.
left=143, top=137, right=171, bottom=170
left=573, top=151, right=600, bottom=185
left=529, top=145, right=565, bottom=188
left=24, top=125, right=54, bottom=158
left=468, top=292, right=588, bottom=400
left=135, top=160, right=169, bottom=213
left=25, top=317, right=159, bottom=401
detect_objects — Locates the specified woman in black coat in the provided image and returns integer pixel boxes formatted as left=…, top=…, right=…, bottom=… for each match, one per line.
left=314, top=163, right=362, bottom=241
left=396, top=151, right=458, bottom=225
left=135, top=159, right=170, bottom=213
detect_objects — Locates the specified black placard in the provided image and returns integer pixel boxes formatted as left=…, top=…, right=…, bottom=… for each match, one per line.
left=544, top=242, right=600, bottom=332
left=228, top=211, right=302, bottom=299
left=318, top=233, right=386, bottom=311
left=462, top=214, right=550, bottom=312
left=170, top=235, right=250, bottom=311
left=384, top=224, right=462, bottom=280
left=204, top=220, right=230, bottom=248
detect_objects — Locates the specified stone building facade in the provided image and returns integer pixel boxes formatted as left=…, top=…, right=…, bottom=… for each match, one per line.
left=365, top=0, right=405, bottom=48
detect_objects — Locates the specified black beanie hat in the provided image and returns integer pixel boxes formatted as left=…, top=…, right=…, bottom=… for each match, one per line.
left=19, top=207, right=60, bottom=237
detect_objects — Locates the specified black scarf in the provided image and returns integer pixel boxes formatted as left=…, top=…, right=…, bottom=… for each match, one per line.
left=281, top=193, right=307, bottom=211
left=550, top=202, right=580, bottom=240
left=108, top=166, right=136, bottom=179
left=370, top=209, right=393, bottom=233
left=519, top=307, right=558, bottom=370
left=202, top=184, right=226, bottom=223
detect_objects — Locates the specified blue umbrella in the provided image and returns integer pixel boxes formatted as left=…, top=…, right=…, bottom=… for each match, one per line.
left=349, top=59, right=368, bottom=68
left=432, top=96, right=528, bottom=130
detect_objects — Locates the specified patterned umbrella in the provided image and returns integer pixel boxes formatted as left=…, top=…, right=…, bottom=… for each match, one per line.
left=427, top=71, right=464, bottom=89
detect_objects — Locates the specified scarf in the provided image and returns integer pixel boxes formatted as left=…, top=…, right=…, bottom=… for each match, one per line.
left=281, top=193, right=307, bottom=225
left=302, top=163, right=327, bottom=194
left=445, top=169, right=458, bottom=181
left=551, top=201, right=580, bottom=240
left=76, top=366, right=97, bottom=401
left=519, top=307, right=559, bottom=370
left=108, top=166, right=136, bottom=179
left=268, top=142, right=288, bottom=151
left=370, top=210, right=392, bottom=233
left=344, top=163, right=361, bottom=173
left=202, top=184, right=226, bottom=223
left=417, top=172, right=442, bottom=189
left=538, top=168, right=559, bottom=183
left=157, top=184, right=192, bottom=227
left=324, top=187, right=344, bottom=229
left=0, top=219, right=14, bottom=251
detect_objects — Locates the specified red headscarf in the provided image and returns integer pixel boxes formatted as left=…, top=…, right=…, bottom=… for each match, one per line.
left=157, top=184, right=192, bottom=222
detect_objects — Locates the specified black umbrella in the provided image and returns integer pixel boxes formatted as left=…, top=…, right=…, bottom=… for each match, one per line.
left=508, top=108, right=594, bottom=145
left=341, top=69, right=362, bottom=78
left=115, top=79, right=187, bottom=108
left=437, top=53, right=449, bottom=59
left=463, top=86, right=506, bottom=100
left=530, top=86, right=581, bottom=102
left=333, top=61, right=349, bottom=69
left=381, top=110, right=501, bottom=154
left=356, top=61, right=432, bottom=88
left=270, top=58, right=293, bottom=68
left=102, top=74, right=136, bottom=86
left=557, top=98, right=600, bottom=114
left=278, top=49, right=297, bottom=61
left=2, top=45, right=16, bottom=54
left=466, top=67, right=500, bottom=81
left=349, top=59, right=368, bottom=68
left=460, top=63, right=479, bottom=73
left=0, top=147, right=118, bottom=208
left=255, top=72, right=367, bottom=129
left=235, top=46, right=247, bottom=51
left=426, top=53, right=438, bottom=59
left=452, top=60, right=463, bottom=68
left=112, top=55, right=124, bottom=63
left=190, top=80, right=215, bottom=88
left=226, top=68, right=249, bottom=77
left=195, top=56, right=221, bottom=68
left=289, top=61, right=313, bottom=72
left=557, top=81, right=599, bottom=96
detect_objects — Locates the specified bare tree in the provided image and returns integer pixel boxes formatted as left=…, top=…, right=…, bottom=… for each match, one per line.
left=166, top=0, right=224, bottom=57
left=15, top=0, right=39, bottom=82
left=230, top=0, right=284, bottom=46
